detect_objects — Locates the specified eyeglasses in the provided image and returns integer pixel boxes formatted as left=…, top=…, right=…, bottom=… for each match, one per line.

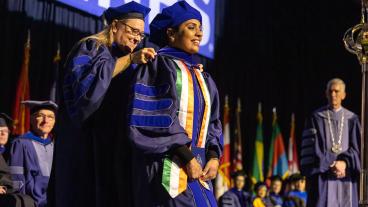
left=34, top=113, right=55, bottom=120
left=118, top=21, right=145, bottom=40
left=0, top=129, right=9, bottom=134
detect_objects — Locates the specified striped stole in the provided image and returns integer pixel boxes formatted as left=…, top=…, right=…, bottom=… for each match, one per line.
left=162, top=60, right=211, bottom=198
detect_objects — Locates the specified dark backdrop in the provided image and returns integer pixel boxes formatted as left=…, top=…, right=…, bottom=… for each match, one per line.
left=0, top=0, right=363, bottom=179
left=209, top=0, right=362, bottom=177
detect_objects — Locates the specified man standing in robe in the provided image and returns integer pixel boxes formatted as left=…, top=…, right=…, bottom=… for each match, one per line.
left=300, top=78, right=361, bottom=207
left=9, top=100, right=57, bottom=207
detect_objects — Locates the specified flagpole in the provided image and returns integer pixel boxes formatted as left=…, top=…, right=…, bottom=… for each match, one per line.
left=236, top=98, right=242, bottom=148
left=343, top=0, right=368, bottom=205
left=234, top=98, right=243, bottom=171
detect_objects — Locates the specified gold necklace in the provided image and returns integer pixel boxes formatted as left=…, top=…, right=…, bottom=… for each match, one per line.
left=327, top=109, right=344, bottom=154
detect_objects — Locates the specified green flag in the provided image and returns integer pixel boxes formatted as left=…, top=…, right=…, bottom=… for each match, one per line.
left=251, top=103, right=264, bottom=184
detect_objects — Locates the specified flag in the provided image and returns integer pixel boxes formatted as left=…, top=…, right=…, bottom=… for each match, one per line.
left=215, top=95, right=231, bottom=199
left=251, top=103, right=264, bottom=184
left=288, top=113, right=299, bottom=174
left=12, top=30, right=31, bottom=135
left=232, top=98, right=243, bottom=172
left=266, top=108, right=289, bottom=181
left=50, top=42, right=61, bottom=104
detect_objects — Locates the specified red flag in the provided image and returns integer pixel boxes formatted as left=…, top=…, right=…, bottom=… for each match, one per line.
left=232, top=98, right=243, bottom=172
left=215, top=95, right=231, bottom=199
left=288, top=113, right=299, bottom=174
left=12, top=31, right=31, bottom=135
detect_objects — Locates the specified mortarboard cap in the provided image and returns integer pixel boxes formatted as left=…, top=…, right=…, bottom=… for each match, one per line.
left=149, top=1, right=202, bottom=47
left=102, top=1, right=151, bottom=25
left=0, top=113, right=13, bottom=128
left=21, top=100, right=58, bottom=115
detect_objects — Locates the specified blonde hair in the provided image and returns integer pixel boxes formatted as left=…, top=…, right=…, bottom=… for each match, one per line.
left=80, top=24, right=114, bottom=49
left=65, top=23, right=115, bottom=66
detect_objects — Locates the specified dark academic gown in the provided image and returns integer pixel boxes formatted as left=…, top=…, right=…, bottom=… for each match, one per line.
left=8, top=132, right=53, bottom=207
left=283, top=190, right=307, bottom=207
left=0, top=153, right=36, bottom=207
left=0, top=153, right=13, bottom=193
left=0, top=146, right=5, bottom=154
left=218, top=188, right=252, bottom=207
left=269, top=192, right=283, bottom=207
left=128, top=47, right=223, bottom=207
left=49, top=39, right=135, bottom=207
left=300, top=106, right=361, bottom=207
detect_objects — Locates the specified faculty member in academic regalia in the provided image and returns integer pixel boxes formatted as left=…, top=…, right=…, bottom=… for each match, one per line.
left=269, top=175, right=283, bottom=207
left=0, top=149, right=37, bottom=207
left=219, top=171, right=252, bottom=207
left=8, top=100, right=57, bottom=207
left=0, top=112, right=36, bottom=207
left=49, top=1, right=155, bottom=207
left=0, top=113, right=13, bottom=193
left=0, top=113, right=12, bottom=157
left=300, top=78, right=361, bottom=207
left=128, top=1, right=223, bottom=206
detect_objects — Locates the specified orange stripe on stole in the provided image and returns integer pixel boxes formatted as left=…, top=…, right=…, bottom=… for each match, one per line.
left=194, top=69, right=210, bottom=148
left=181, top=61, right=194, bottom=139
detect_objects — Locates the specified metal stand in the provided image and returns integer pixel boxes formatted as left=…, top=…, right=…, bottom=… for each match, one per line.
left=360, top=61, right=368, bottom=206
left=343, top=1, right=368, bottom=205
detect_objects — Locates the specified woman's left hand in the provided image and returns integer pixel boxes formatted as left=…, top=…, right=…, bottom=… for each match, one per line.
left=201, top=158, right=219, bottom=181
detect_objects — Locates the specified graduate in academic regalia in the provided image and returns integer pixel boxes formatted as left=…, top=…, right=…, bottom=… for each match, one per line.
left=252, top=182, right=274, bottom=207
left=269, top=175, right=284, bottom=207
left=127, top=1, right=223, bottom=206
left=219, top=171, right=252, bottom=207
left=300, top=78, right=361, bottom=207
left=48, top=2, right=156, bottom=207
left=283, top=174, right=307, bottom=207
left=8, top=100, right=57, bottom=207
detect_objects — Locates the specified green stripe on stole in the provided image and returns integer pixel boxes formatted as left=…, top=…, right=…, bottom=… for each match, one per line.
left=161, top=64, right=184, bottom=197
left=175, top=65, right=183, bottom=111
left=162, top=158, right=173, bottom=193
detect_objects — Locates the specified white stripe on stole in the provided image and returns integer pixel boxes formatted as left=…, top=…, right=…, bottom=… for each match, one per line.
left=194, top=69, right=212, bottom=148
left=165, top=60, right=189, bottom=198
left=174, top=60, right=189, bottom=129
left=169, top=158, right=180, bottom=196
